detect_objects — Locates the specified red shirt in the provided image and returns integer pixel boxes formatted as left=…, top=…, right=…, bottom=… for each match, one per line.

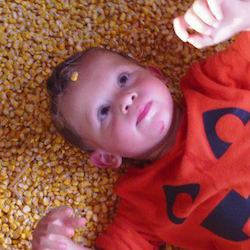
left=96, top=32, right=250, bottom=250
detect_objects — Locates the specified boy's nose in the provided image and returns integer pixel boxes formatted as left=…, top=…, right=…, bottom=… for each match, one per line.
left=120, top=92, right=138, bottom=114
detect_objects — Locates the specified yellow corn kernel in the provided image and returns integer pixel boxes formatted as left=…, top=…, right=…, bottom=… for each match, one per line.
left=70, top=71, right=79, bottom=82
left=55, top=166, right=64, bottom=174
left=2, top=205, right=10, bottom=214
left=42, top=197, right=50, bottom=206
left=0, top=233, right=4, bottom=244
left=22, top=205, right=31, bottom=214
left=2, top=224, right=9, bottom=233
left=54, top=199, right=61, bottom=206
left=63, top=178, right=71, bottom=185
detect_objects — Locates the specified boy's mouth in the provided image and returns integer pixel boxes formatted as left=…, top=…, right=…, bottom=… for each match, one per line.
left=136, top=101, right=152, bottom=125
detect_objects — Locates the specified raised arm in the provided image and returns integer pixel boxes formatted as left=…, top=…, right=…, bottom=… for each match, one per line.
left=173, top=0, right=250, bottom=49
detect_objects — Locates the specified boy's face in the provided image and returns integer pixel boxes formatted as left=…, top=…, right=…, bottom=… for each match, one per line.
left=60, top=51, right=174, bottom=165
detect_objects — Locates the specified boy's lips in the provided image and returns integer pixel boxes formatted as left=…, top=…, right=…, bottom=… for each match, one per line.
left=136, top=101, right=153, bottom=125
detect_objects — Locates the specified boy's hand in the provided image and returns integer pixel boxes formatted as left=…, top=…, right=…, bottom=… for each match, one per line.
left=173, top=0, right=250, bottom=48
left=32, top=206, right=89, bottom=250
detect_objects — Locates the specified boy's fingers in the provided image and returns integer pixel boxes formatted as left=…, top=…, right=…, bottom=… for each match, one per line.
left=65, top=217, right=86, bottom=229
left=40, top=235, right=68, bottom=250
left=207, top=0, right=223, bottom=21
left=184, top=8, right=213, bottom=35
left=187, top=34, right=214, bottom=49
left=40, top=234, right=79, bottom=250
left=173, top=16, right=189, bottom=42
left=46, top=206, right=73, bottom=222
left=47, top=223, right=74, bottom=237
left=192, top=0, right=219, bottom=27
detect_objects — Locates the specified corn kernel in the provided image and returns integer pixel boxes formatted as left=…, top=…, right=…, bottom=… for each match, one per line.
left=55, top=166, right=64, bottom=174
left=70, top=71, right=79, bottom=82
left=42, top=197, right=50, bottom=206
left=2, top=205, right=10, bottom=214
left=2, top=224, right=9, bottom=233
left=22, top=205, right=31, bottom=214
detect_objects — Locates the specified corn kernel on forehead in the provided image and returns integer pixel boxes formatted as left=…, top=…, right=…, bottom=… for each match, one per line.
left=0, top=0, right=227, bottom=249
left=70, top=71, right=79, bottom=82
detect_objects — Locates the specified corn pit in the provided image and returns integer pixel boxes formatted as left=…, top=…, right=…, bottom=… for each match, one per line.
left=0, top=0, right=228, bottom=249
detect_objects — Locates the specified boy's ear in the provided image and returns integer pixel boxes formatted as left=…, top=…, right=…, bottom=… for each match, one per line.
left=147, top=65, right=167, bottom=82
left=90, top=149, right=122, bottom=169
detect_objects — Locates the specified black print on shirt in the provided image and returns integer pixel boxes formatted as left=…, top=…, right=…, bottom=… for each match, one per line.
left=201, top=190, right=250, bottom=241
left=162, top=107, right=250, bottom=242
left=203, top=107, right=250, bottom=158
left=162, top=184, right=200, bottom=224
left=163, top=185, right=250, bottom=242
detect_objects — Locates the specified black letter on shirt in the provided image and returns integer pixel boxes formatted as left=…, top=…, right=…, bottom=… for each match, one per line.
left=201, top=190, right=250, bottom=241
left=163, top=184, right=200, bottom=224
left=203, top=107, right=250, bottom=159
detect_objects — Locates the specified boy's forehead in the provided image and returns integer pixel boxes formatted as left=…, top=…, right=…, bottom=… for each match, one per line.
left=79, top=50, right=136, bottom=74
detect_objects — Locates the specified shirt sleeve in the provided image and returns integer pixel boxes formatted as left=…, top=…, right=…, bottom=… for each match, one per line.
left=181, top=31, right=250, bottom=93
left=95, top=215, right=160, bottom=250
left=232, top=31, right=250, bottom=62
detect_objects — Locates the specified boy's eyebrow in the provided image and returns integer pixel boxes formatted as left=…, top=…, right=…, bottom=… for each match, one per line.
left=116, top=62, right=137, bottom=70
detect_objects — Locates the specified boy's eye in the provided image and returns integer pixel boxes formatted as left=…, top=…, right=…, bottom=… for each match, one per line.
left=98, top=105, right=110, bottom=122
left=118, top=73, right=129, bottom=88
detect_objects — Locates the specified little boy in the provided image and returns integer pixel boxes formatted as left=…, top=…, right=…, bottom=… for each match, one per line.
left=32, top=0, right=250, bottom=249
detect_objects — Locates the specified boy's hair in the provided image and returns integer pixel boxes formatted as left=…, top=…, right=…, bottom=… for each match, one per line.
left=47, top=49, right=93, bottom=151
left=47, top=47, right=139, bottom=152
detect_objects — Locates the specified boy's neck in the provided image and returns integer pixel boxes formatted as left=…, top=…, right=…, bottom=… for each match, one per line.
left=144, top=103, right=184, bottom=162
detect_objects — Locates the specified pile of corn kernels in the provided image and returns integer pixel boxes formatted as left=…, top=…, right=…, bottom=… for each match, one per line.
left=0, top=0, right=227, bottom=249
